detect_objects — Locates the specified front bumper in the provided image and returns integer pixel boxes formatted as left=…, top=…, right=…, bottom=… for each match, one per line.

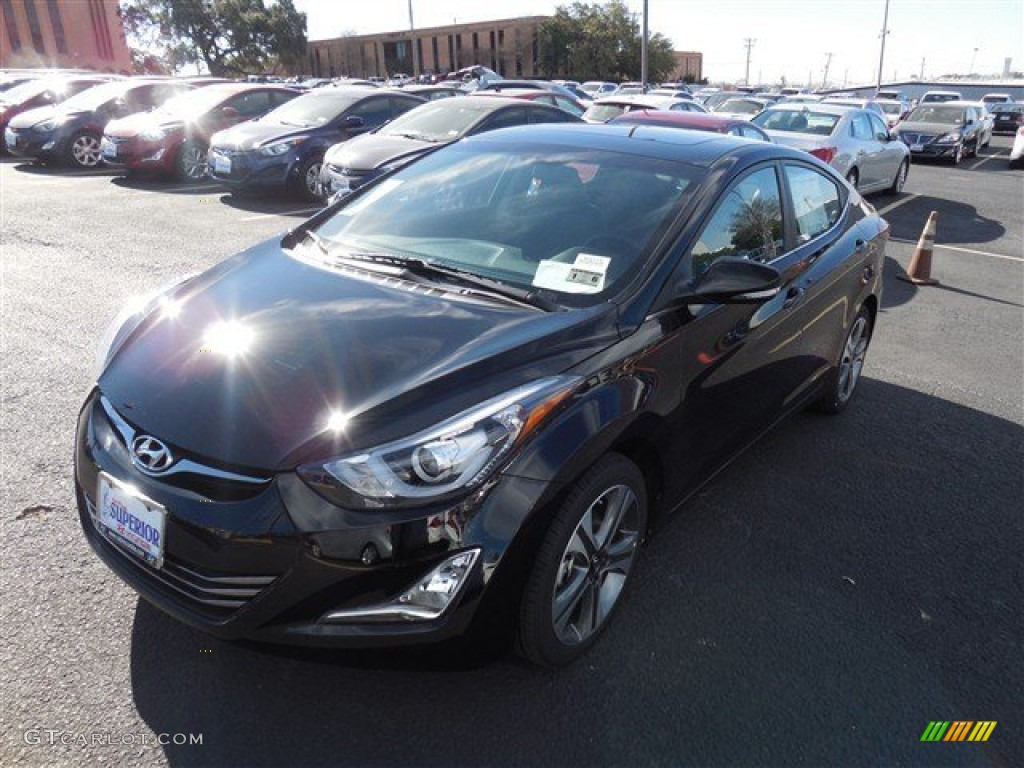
left=319, top=163, right=377, bottom=200
left=896, top=132, right=964, bottom=159
left=74, top=390, right=546, bottom=647
left=207, top=147, right=293, bottom=191
left=4, top=126, right=62, bottom=160
left=100, top=136, right=175, bottom=172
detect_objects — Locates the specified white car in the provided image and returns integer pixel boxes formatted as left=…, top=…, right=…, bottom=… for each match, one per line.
left=959, top=101, right=994, bottom=148
left=1010, top=126, right=1024, bottom=168
left=751, top=104, right=910, bottom=194
left=582, top=94, right=707, bottom=123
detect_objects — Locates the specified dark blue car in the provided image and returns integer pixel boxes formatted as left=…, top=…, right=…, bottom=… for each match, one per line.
left=207, top=88, right=426, bottom=200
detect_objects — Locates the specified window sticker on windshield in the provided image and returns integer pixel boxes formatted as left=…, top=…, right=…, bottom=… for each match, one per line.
left=532, top=253, right=610, bottom=294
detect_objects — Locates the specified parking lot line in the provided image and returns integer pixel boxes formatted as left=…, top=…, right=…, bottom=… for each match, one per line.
left=876, top=194, right=918, bottom=216
left=890, top=238, right=1024, bottom=262
left=239, top=207, right=322, bottom=222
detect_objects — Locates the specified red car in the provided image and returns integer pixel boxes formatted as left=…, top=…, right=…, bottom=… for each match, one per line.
left=101, top=83, right=299, bottom=180
left=609, top=110, right=773, bottom=142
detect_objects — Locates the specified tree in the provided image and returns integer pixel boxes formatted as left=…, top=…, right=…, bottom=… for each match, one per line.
left=538, top=1, right=676, bottom=82
left=120, top=0, right=307, bottom=77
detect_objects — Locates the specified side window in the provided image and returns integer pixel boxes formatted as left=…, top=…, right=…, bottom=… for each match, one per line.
left=669, top=102, right=688, bottom=111
left=553, top=96, right=584, bottom=116
left=230, top=91, right=272, bottom=118
left=691, top=166, right=784, bottom=276
left=740, top=125, right=768, bottom=141
left=389, top=97, right=421, bottom=118
left=868, top=113, right=889, bottom=140
left=349, top=97, right=392, bottom=128
left=851, top=113, right=874, bottom=140
left=270, top=90, right=297, bottom=108
left=784, top=164, right=841, bottom=242
left=534, top=94, right=557, bottom=106
left=480, top=107, right=527, bottom=131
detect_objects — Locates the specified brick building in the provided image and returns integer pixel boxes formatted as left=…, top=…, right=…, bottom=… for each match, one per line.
left=307, top=16, right=547, bottom=79
left=1, top=0, right=131, bottom=73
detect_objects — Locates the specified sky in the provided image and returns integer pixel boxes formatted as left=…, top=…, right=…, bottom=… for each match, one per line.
left=291, top=0, right=1024, bottom=86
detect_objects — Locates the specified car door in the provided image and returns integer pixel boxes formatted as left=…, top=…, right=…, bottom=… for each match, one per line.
left=850, top=111, right=885, bottom=189
left=654, top=162, right=817, bottom=498
left=867, top=111, right=901, bottom=186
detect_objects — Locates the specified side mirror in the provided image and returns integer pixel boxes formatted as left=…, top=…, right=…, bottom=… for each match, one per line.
left=679, top=257, right=782, bottom=304
left=220, top=105, right=240, bottom=120
left=343, top=115, right=365, bottom=129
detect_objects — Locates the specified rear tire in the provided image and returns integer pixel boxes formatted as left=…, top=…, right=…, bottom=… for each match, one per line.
left=815, top=306, right=873, bottom=414
left=517, top=453, right=647, bottom=667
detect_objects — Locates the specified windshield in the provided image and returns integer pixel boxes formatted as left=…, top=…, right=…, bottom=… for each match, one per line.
left=752, top=109, right=840, bottom=136
left=878, top=102, right=903, bottom=115
left=583, top=103, right=629, bottom=122
left=907, top=105, right=966, bottom=124
left=57, top=81, right=131, bottom=112
left=991, top=104, right=1023, bottom=114
left=156, top=87, right=237, bottom=118
left=379, top=101, right=487, bottom=141
left=310, top=141, right=701, bottom=307
left=262, top=91, right=358, bottom=127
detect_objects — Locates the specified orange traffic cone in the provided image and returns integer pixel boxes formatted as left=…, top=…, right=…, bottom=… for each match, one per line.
left=899, top=211, right=940, bottom=286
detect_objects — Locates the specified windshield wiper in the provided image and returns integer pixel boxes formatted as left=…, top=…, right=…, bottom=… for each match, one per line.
left=335, top=252, right=559, bottom=311
left=302, top=229, right=331, bottom=255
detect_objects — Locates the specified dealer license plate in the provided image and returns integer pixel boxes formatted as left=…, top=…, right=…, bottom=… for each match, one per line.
left=214, top=154, right=231, bottom=174
left=100, top=138, right=117, bottom=159
left=95, top=472, right=166, bottom=569
left=910, top=143, right=923, bottom=151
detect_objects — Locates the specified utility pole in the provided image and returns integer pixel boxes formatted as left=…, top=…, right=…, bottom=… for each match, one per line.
left=920, top=57, right=925, bottom=79
left=875, top=0, right=890, bottom=95
left=969, top=47, right=978, bottom=75
left=743, top=38, right=756, bottom=85
left=408, top=0, right=419, bottom=77
left=641, top=0, right=649, bottom=90
left=822, top=52, right=833, bottom=88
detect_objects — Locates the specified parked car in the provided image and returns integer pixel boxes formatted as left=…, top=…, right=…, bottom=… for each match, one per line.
left=751, top=104, right=910, bottom=193
left=710, top=96, right=770, bottom=120
left=959, top=101, right=994, bottom=148
left=583, top=95, right=707, bottom=123
left=613, top=81, right=647, bottom=95
left=989, top=103, right=1024, bottom=134
left=875, top=98, right=912, bottom=128
left=475, top=87, right=585, bottom=117
left=610, top=109, right=772, bottom=141
left=77, top=123, right=886, bottom=666
left=647, top=88, right=694, bottom=100
left=919, top=90, right=962, bottom=104
left=892, top=102, right=985, bottom=164
left=207, top=88, right=426, bottom=200
left=319, top=95, right=580, bottom=200
left=477, top=80, right=584, bottom=103
left=702, top=91, right=746, bottom=111
left=0, top=75, right=111, bottom=150
left=779, top=94, right=823, bottom=105
left=101, top=84, right=299, bottom=180
left=5, top=79, right=193, bottom=168
left=820, top=98, right=887, bottom=120
left=580, top=80, right=618, bottom=99
left=980, top=93, right=1013, bottom=105
left=401, top=84, right=463, bottom=101
left=1009, top=126, right=1024, bottom=168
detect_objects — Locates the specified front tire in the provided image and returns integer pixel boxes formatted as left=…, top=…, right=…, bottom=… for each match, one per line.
left=816, top=306, right=873, bottom=414
left=950, top=142, right=963, bottom=165
left=175, top=139, right=207, bottom=181
left=517, top=453, right=648, bottom=667
left=293, top=154, right=324, bottom=202
left=888, top=159, right=908, bottom=194
left=67, top=132, right=103, bottom=168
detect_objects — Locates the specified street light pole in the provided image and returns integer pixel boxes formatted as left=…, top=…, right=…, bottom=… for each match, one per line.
left=641, top=0, right=649, bottom=90
left=408, top=0, right=419, bottom=78
left=969, top=47, right=978, bottom=75
left=743, top=38, right=756, bottom=85
left=875, top=0, right=890, bottom=95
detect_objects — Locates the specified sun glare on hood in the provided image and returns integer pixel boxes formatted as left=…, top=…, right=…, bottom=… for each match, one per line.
left=200, top=320, right=255, bottom=357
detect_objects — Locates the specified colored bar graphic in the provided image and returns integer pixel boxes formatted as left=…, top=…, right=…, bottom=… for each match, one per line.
left=921, top=721, right=996, bottom=742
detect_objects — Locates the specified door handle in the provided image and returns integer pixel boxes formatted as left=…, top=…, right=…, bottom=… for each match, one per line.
left=783, top=286, right=805, bottom=309
left=861, top=264, right=875, bottom=284
left=854, top=238, right=868, bottom=254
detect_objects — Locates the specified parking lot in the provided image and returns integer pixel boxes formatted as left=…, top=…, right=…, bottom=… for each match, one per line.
left=1, top=137, right=1021, bottom=767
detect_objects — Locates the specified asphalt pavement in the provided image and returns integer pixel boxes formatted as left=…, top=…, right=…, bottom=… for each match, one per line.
left=1, top=137, right=1021, bottom=767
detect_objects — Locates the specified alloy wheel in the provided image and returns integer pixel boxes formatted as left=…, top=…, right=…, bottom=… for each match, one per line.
left=304, top=162, right=322, bottom=197
left=551, top=484, right=642, bottom=646
left=837, top=315, right=870, bottom=403
left=71, top=135, right=102, bottom=167
left=181, top=146, right=206, bottom=179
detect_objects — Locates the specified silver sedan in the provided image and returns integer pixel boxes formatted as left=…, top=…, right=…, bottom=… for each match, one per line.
left=751, top=104, right=910, bottom=195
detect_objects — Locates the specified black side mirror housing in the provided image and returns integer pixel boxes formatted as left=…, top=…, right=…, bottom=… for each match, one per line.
left=344, top=115, right=365, bottom=129
left=678, top=257, right=782, bottom=304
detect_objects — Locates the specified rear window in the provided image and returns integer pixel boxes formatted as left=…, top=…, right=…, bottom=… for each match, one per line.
left=752, top=109, right=840, bottom=136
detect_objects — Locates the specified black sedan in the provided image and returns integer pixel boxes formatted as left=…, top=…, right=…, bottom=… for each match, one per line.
left=207, top=88, right=426, bottom=200
left=318, top=95, right=580, bottom=200
left=4, top=79, right=193, bottom=168
left=76, top=125, right=886, bottom=666
left=893, top=103, right=986, bottom=164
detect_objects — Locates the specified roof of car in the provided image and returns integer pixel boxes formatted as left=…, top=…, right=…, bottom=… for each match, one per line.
left=460, top=122, right=793, bottom=167
left=611, top=110, right=752, bottom=130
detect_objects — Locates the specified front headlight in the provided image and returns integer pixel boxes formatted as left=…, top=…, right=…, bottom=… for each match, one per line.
left=300, top=376, right=580, bottom=508
left=935, top=132, right=961, bottom=144
left=139, top=126, right=165, bottom=142
left=34, top=119, right=59, bottom=132
left=259, top=137, right=305, bottom=156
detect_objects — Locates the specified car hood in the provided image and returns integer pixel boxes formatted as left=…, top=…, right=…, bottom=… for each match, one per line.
left=324, top=133, right=437, bottom=171
left=210, top=120, right=310, bottom=151
left=895, top=120, right=964, bottom=135
left=8, top=105, right=57, bottom=129
left=98, top=239, right=618, bottom=471
left=104, top=111, right=184, bottom=138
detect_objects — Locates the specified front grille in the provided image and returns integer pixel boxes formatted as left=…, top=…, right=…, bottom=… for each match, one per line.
left=86, top=495, right=279, bottom=618
left=901, top=133, right=936, bottom=145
